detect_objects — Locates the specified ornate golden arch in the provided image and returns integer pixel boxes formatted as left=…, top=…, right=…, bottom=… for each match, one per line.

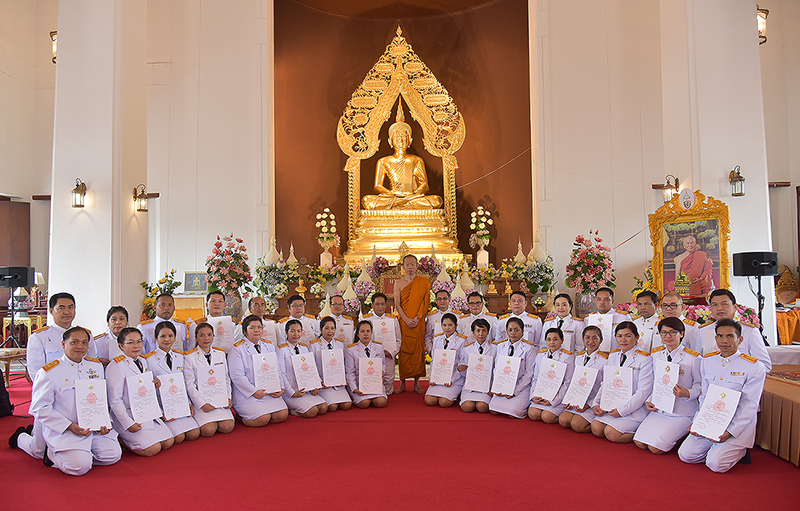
left=336, top=26, right=466, bottom=242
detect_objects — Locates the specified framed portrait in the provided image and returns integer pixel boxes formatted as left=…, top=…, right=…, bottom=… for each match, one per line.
left=183, top=271, right=209, bottom=294
left=649, top=190, right=730, bottom=296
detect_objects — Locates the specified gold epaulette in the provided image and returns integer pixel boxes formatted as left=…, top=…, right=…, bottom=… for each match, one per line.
left=113, top=355, right=126, bottom=363
left=192, top=317, right=207, bottom=325
left=741, top=353, right=758, bottom=364
left=538, top=348, right=548, bottom=353
left=610, top=349, right=621, bottom=353
left=598, top=351, right=609, bottom=359
left=277, top=343, right=288, bottom=349
left=373, top=340, right=383, bottom=345
left=684, top=348, right=700, bottom=357
left=233, top=339, right=245, bottom=347
left=704, top=350, right=720, bottom=358
left=304, top=313, right=316, bottom=319
left=309, top=338, right=320, bottom=344
left=141, top=319, right=154, bottom=325
left=699, top=321, right=715, bottom=329
left=386, top=312, right=397, bottom=319
left=346, top=315, right=358, bottom=322
left=347, top=342, right=359, bottom=348
left=561, top=349, right=573, bottom=355
left=141, top=351, right=156, bottom=359
left=486, top=312, right=496, bottom=317
left=526, top=312, right=537, bottom=318
left=635, top=350, right=651, bottom=357
left=499, top=313, right=511, bottom=319
left=740, top=320, right=757, bottom=328
left=93, top=333, right=106, bottom=340
left=363, top=312, right=374, bottom=318
left=456, top=333, right=467, bottom=339
left=523, top=339, right=535, bottom=346
left=434, top=332, right=443, bottom=337
left=651, top=345, right=666, bottom=353
left=460, top=313, right=470, bottom=319
left=212, top=346, right=225, bottom=352
left=33, top=325, right=50, bottom=334
left=491, top=340, right=502, bottom=345
left=278, top=316, right=289, bottom=323
left=544, top=317, right=555, bottom=323
left=172, top=349, right=186, bottom=355
left=83, top=357, right=101, bottom=363
left=428, top=309, right=438, bottom=316
left=572, top=316, right=582, bottom=321
left=42, top=359, right=59, bottom=371
left=682, top=318, right=697, bottom=327
left=577, top=350, right=586, bottom=355
left=185, top=347, right=198, bottom=354
left=334, top=337, right=345, bottom=343
left=464, top=341, right=475, bottom=347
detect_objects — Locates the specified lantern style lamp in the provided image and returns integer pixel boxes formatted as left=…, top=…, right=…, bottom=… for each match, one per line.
left=50, top=31, right=57, bottom=63
left=663, top=175, right=679, bottom=203
left=71, top=178, right=86, bottom=207
left=729, top=166, right=745, bottom=197
left=133, top=184, right=148, bottom=212
left=757, top=6, right=769, bottom=45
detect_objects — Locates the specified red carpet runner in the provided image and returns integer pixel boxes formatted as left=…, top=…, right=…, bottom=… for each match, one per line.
left=2, top=372, right=798, bottom=510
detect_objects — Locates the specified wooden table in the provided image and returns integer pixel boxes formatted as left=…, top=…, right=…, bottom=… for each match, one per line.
left=2, top=315, right=46, bottom=347
left=0, top=348, right=28, bottom=387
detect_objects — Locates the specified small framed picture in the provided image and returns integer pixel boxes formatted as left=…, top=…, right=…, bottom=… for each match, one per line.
left=184, top=272, right=208, bottom=294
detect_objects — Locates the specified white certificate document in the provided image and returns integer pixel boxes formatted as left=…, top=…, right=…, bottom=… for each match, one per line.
left=600, top=366, right=633, bottom=411
left=691, top=384, right=742, bottom=441
left=651, top=359, right=679, bottom=413
left=464, top=353, right=493, bottom=393
left=429, top=349, right=456, bottom=385
left=588, top=313, right=614, bottom=352
left=199, top=366, right=229, bottom=408
left=532, top=359, right=568, bottom=403
left=125, top=373, right=163, bottom=423
left=563, top=367, right=599, bottom=408
left=358, top=357, right=383, bottom=395
left=252, top=352, right=282, bottom=393
left=211, top=316, right=236, bottom=352
left=373, top=319, right=396, bottom=350
left=490, top=356, right=522, bottom=396
left=291, top=353, right=322, bottom=391
left=75, top=379, right=112, bottom=431
left=158, top=372, right=191, bottom=420
left=320, top=349, right=346, bottom=388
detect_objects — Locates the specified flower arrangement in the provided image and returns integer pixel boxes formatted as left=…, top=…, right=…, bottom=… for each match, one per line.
left=631, top=261, right=655, bottom=298
left=367, top=256, right=391, bottom=279
left=685, top=304, right=760, bottom=328
left=565, top=230, right=615, bottom=294
left=273, top=283, right=289, bottom=297
left=502, top=257, right=555, bottom=294
left=468, top=205, right=493, bottom=249
left=431, top=280, right=456, bottom=295
left=140, top=269, right=182, bottom=320
left=418, top=256, right=442, bottom=277
left=450, top=296, right=468, bottom=313
left=363, top=291, right=377, bottom=308
left=310, top=282, right=325, bottom=296
left=469, top=264, right=498, bottom=285
left=308, top=263, right=343, bottom=283
left=205, top=234, right=253, bottom=297
left=333, top=291, right=362, bottom=315
left=354, top=280, right=376, bottom=296
left=315, top=208, right=340, bottom=250
left=253, top=257, right=299, bottom=298
left=616, top=301, right=636, bottom=316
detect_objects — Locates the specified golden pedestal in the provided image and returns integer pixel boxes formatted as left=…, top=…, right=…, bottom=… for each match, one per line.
left=344, top=209, right=463, bottom=265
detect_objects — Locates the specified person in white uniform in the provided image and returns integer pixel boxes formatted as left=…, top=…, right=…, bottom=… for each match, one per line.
left=277, top=319, right=328, bottom=418
left=489, top=317, right=537, bottom=418
left=228, top=314, right=289, bottom=426
left=631, top=291, right=661, bottom=352
left=362, top=293, right=402, bottom=395
left=528, top=328, right=575, bottom=423
left=495, top=291, right=543, bottom=349
left=187, top=291, right=237, bottom=353
left=278, top=295, right=320, bottom=347
left=678, top=318, right=767, bottom=472
left=325, top=295, right=356, bottom=345
left=591, top=322, right=654, bottom=443
left=540, top=293, right=584, bottom=353
left=345, top=321, right=388, bottom=408
left=633, top=317, right=701, bottom=454
left=458, top=319, right=496, bottom=413
left=659, top=292, right=699, bottom=351
left=144, top=321, right=201, bottom=443
left=583, top=287, right=632, bottom=352
left=106, top=327, right=174, bottom=456
left=138, top=294, right=189, bottom=353
left=558, top=325, right=609, bottom=433
left=93, top=306, right=128, bottom=365
left=695, top=289, right=771, bottom=372
left=183, top=322, right=236, bottom=436
left=424, top=313, right=467, bottom=408
left=425, top=289, right=453, bottom=353
left=309, top=316, right=352, bottom=412
left=9, top=326, right=121, bottom=476
left=458, top=292, right=497, bottom=342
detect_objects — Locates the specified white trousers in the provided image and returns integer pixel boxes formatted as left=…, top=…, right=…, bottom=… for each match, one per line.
left=678, top=434, right=746, bottom=473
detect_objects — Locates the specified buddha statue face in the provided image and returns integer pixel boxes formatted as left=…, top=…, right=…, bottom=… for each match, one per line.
left=389, top=125, right=412, bottom=150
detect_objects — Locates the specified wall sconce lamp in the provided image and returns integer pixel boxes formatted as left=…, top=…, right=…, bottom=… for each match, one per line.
left=50, top=31, right=57, bottom=64
left=663, top=175, right=679, bottom=203
left=133, top=184, right=148, bottom=212
left=71, top=178, right=86, bottom=208
left=729, top=166, right=745, bottom=197
left=757, top=6, right=769, bottom=45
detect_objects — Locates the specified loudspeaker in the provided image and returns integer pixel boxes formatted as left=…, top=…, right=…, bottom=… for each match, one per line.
left=0, top=266, right=35, bottom=288
left=732, top=252, right=778, bottom=277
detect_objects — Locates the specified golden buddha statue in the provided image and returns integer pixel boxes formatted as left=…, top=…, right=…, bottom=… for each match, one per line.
left=362, top=105, right=443, bottom=210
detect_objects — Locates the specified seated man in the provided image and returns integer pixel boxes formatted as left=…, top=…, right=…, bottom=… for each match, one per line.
left=678, top=319, right=766, bottom=473
left=10, top=327, right=121, bottom=476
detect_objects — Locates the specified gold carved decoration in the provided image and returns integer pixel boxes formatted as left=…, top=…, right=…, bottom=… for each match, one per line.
left=337, top=26, right=465, bottom=251
left=648, top=190, right=731, bottom=296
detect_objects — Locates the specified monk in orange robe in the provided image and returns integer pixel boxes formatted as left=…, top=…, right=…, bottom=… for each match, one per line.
left=674, top=235, right=714, bottom=295
left=394, top=254, right=430, bottom=394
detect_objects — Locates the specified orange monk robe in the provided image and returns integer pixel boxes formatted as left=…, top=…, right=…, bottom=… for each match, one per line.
left=679, top=250, right=714, bottom=295
left=398, top=275, right=431, bottom=379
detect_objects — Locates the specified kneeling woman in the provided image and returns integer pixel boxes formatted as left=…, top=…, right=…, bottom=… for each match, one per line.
left=310, top=317, right=352, bottom=412
left=489, top=317, right=536, bottom=418
left=345, top=321, right=388, bottom=409
left=633, top=317, right=701, bottom=454
left=425, top=313, right=467, bottom=408
left=228, top=314, right=289, bottom=427
left=277, top=319, right=328, bottom=418
left=184, top=323, right=235, bottom=436
left=591, top=322, right=654, bottom=443
left=528, top=328, right=575, bottom=423
left=144, top=321, right=200, bottom=443
left=558, top=326, right=608, bottom=433
left=107, top=327, right=174, bottom=456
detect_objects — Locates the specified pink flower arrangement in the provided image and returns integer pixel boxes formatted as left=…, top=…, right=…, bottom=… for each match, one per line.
left=431, top=280, right=456, bottom=295
left=418, top=256, right=442, bottom=277
left=354, top=280, right=376, bottom=296
left=205, top=234, right=252, bottom=297
left=565, top=230, right=616, bottom=294
left=450, top=296, right=468, bottom=313
left=332, top=291, right=362, bottom=315
left=367, top=256, right=391, bottom=279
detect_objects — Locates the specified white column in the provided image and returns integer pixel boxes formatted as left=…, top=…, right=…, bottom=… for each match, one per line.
left=49, top=0, right=148, bottom=332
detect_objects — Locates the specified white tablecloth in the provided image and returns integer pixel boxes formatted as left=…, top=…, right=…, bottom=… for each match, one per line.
left=767, top=345, right=800, bottom=366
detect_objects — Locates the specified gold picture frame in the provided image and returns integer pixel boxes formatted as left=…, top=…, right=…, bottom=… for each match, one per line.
left=649, top=190, right=730, bottom=296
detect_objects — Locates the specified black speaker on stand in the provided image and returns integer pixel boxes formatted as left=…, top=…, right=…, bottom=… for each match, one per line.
left=0, top=267, right=36, bottom=349
left=732, top=252, right=778, bottom=344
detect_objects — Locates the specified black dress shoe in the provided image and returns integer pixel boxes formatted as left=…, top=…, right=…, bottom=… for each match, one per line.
left=738, top=449, right=752, bottom=465
left=8, top=426, right=26, bottom=449
left=42, top=446, right=54, bottom=467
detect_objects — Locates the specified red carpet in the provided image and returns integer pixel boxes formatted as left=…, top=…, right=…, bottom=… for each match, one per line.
left=2, top=372, right=799, bottom=510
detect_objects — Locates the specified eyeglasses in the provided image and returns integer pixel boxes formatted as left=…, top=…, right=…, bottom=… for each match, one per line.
left=468, top=301, right=483, bottom=306
left=659, top=330, right=680, bottom=337
left=660, top=303, right=680, bottom=310
left=123, top=340, right=144, bottom=346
